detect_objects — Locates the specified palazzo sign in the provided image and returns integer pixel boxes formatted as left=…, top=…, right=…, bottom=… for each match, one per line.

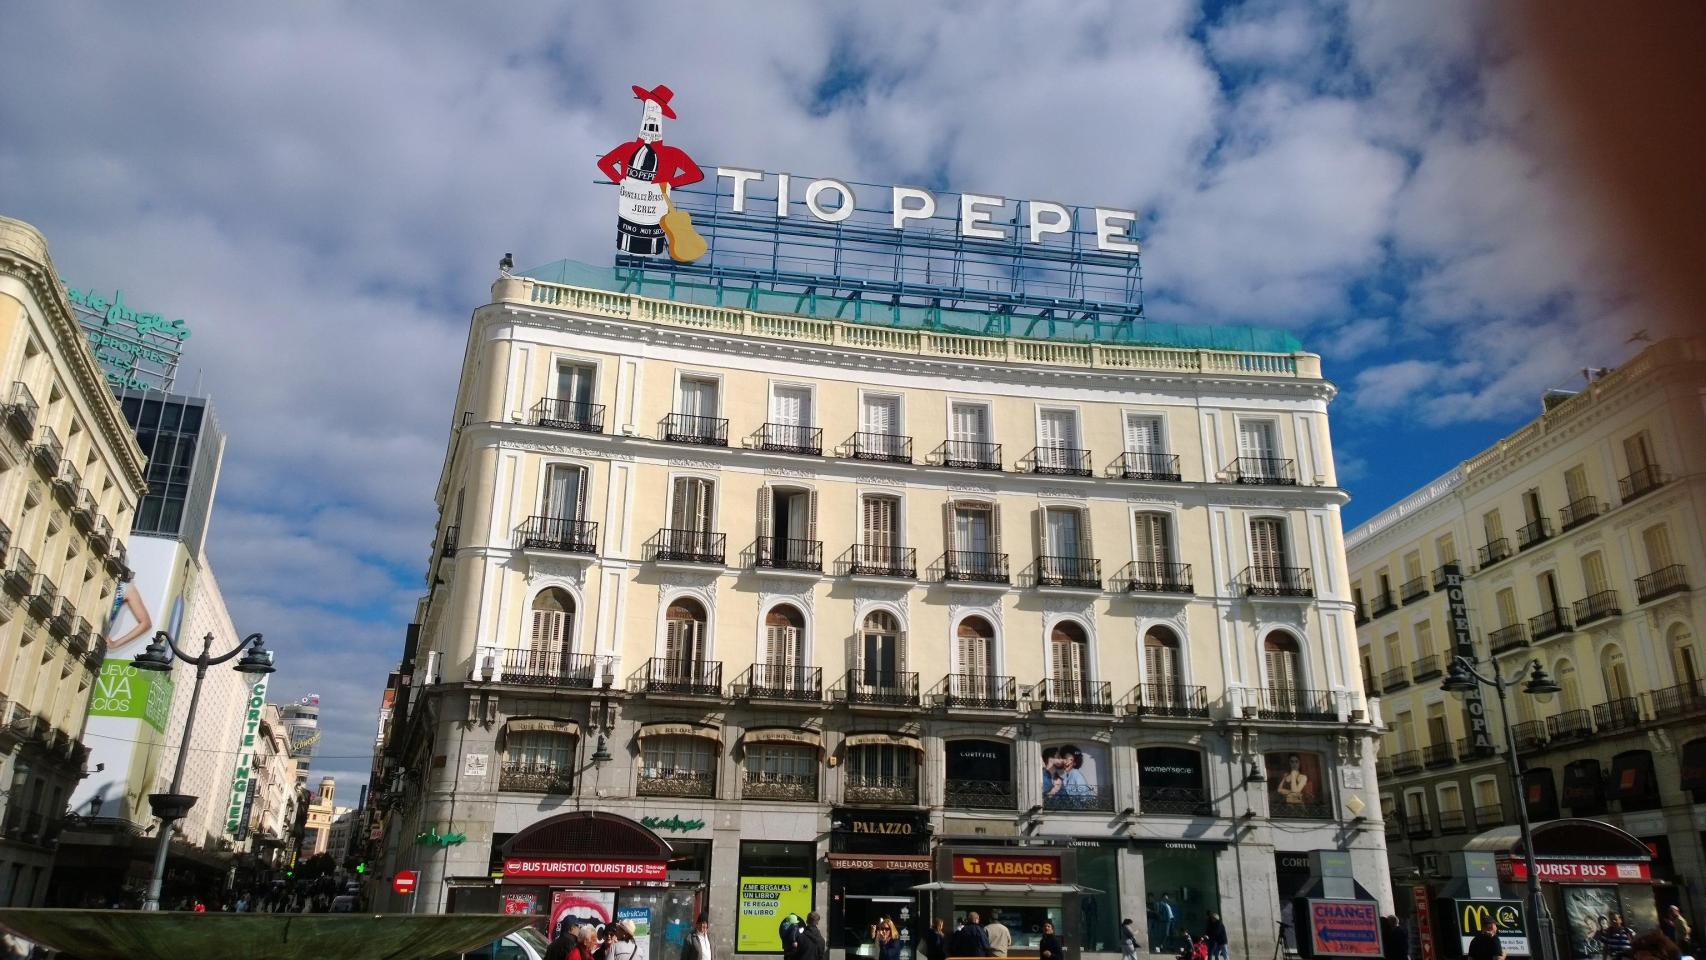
left=224, top=674, right=269, bottom=836
left=1441, top=566, right=1495, bottom=754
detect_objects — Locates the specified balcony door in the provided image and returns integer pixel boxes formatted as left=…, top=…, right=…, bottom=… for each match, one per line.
left=556, top=362, right=595, bottom=407
left=1537, top=570, right=1563, bottom=612
left=1043, top=506, right=1084, bottom=559
left=528, top=588, right=574, bottom=672
left=664, top=599, right=708, bottom=679
left=950, top=401, right=990, bottom=458
left=759, top=485, right=816, bottom=564
left=861, top=394, right=901, bottom=456
left=861, top=495, right=899, bottom=561
left=1249, top=517, right=1287, bottom=579
left=1601, top=644, right=1632, bottom=701
left=1038, top=409, right=1078, bottom=469
left=1580, top=552, right=1609, bottom=595
left=1238, top=419, right=1277, bottom=476
left=1426, top=705, right=1448, bottom=750
left=1050, top=621, right=1089, bottom=701
left=860, top=611, right=902, bottom=688
left=956, top=616, right=995, bottom=696
left=1642, top=524, right=1674, bottom=572
left=951, top=502, right=998, bottom=576
left=1624, top=431, right=1656, bottom=472
left=670, top=477, right=714, bottom=553
left=543, top=464, right=586, bottom=522
left=678, top=376, right=718, bottom=418
left=1134, top=512, right=1171, bottom=570
left=770, top=385, right=812, bottom=447
left=1564, top=466, right=1591, bottom=505
left=1264, top=631, right=1303, bottom=694
left=1125, top=414, right=1163, bottom=455
left=762, top=605, right=805, bottom=688
left=1143, top=626, right=1181, bottom=698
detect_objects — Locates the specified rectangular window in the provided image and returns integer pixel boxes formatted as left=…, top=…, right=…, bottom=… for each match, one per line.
left=510, top=731, right=574, bottom=770
left=1383, top=635, right=1402, bottom=672
left=1134, top=513, right=1171, bottom=565
left=1238, top=419, right=1277, bottom=459
left=861, top=394, right=900, bottom=435
left=1249, top=517, right=1287, bottom=571
left=747, top=745, right=816, bottom=779
left=1037, top=408, right=1080, bottom=471
left=1437, top=783, right=1462, bottom=814
left=1043, top=506, right=1085, bottom=559
left=670, top=477, right=714, bottom=532
left=1404, top=552, right=1423, bottom=581
left=1580, top=552, right=1609, bottom=594
left=950, top=401, right=990, bottom=444
left=954, top=504, right=994, bottom=554
left=555, top=362, right=596, bottom=406
left=641, top=737, right=714, bottom=777
left=1642, top=524, right=1675, bottom=571
left=1435, top=534, right=1457, bottom=566
left=846, top=744, right=916, bottom=781
left=1564, top=465, right=1591, bottom=503
left=770, top=384, right=812, bottom=427
left=542, top=464, right=586, bottom=520
left=677, top=375, right=719, bottom=417
left=861, top=495, right=899, bottom=549
left=1472, top=779, right=1499, bottom=808
left=1521, top=489, right=1543, bottom=525
left=1426, top=704, right=1448, bottom=745
left=1483, top=510, right=1504, bottom=542
left=1537, top=570, right=1562, bottom=611
left=1624, top=431, right=1656, bottom=471
left=1124, top=413, right=1165, bottom=453
left=1496, top=588, right=1518, bottom=627
left=1414, top=620, right=1435, bottom=658
left=1394, top=711, right=1415, bottom=752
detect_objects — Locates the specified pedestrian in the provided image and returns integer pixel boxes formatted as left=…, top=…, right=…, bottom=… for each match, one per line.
left=919, top=918, right=948, bottom=960
left=580, top=925, right=604, bottom=960
left=1629, top=931, right=1680, bottom=960
left=797, top=912, right=830, bottom=960
left=1121, top=918, right=1143, bottom=960
left=1382, top=915, right=1410, bottom=960
left=1206, top=913, right=1228, bottom=960
left=1176, top=932, right=1195, bottom=960
left=1658, top=907, right=1691, bottom=954
left=1599, top=913, right=1635, bottom=960
left=682, top=915, right=713, bottom=960
left=609, top=920, right=640, bottom=960
left=545, top=918, right=583, bottom=960
left=1157, top=896, right=1177, bottom=953
left=985, top=912, right=1012, bottom=958
left=950, top=913, right=992, bottom=958
left=1467, top=921, right=1504, bottom=960
left=1038, top=920, right=1063, bottom=960
left=781, top=913, right=803, bottom=959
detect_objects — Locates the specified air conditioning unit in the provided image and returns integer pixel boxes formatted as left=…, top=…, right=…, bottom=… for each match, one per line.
left=1242, top=706, right=1260, bottom=719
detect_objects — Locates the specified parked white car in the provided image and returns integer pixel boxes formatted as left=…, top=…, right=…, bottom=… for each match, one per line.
left=454, top=927, right=548, bottom=960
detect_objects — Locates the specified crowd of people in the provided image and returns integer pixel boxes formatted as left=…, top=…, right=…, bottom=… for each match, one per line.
left=544, top=916, right=650, bottom=960
left=1382, top=906, right=1696, bottom=960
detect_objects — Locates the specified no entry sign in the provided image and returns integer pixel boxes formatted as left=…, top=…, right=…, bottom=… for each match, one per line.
left=393, top=869, right=418, bottom=895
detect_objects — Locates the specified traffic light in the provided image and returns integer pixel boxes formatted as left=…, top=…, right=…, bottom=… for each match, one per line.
left=355, top=862, right=367, bottom=874
left=285, top=870, right=294, bottom=878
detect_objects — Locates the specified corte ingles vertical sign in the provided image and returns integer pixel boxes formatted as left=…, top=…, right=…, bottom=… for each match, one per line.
left=1442, top=565, right=1495, bottom=754
left=225, top=675, right=269, bottom=836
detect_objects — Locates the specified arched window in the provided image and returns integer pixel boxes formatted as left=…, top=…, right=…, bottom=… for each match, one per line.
left=1263, top=631, right=1302, bottom=691
left=1049, top=620, right=1090, bottom=703
left=659, top=598, right=709, bottom=686
left=758, top=605, right=807, bottom=694
left=858, top=611, right=904, bottom=693
left=1556, top=658, right=1581, bottom=713
left=1144, top=626, right=1181, bottom=698
left=1669, top=623, right=1699, bottom=688
left=955, top=616, right=998, bottom=703
left=524, top=588, right=574, bottom=677
left=1600, top=643, right=1632, bottom=702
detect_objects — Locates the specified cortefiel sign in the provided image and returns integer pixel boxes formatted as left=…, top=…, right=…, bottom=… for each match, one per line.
left=1454, top=900, right=1529, bottom=956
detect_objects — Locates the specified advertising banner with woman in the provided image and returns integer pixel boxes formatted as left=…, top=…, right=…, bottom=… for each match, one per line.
left=1041, top=742, right=1108, bottom=810
left=1265, top=752, right=1327, bottom=815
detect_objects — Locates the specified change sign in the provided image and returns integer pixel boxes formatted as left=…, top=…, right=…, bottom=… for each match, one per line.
left=1308, top=900, right=1381, bottom=957
left=1455, top=900, right=1529, bottom=956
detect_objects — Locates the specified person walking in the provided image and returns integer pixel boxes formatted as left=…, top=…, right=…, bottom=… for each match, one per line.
left=1038, top=920, right=1064, bottom=960
left=682, top=915, right=713, bottom=960
left=1156, top=896, right=1177, bottom=954
left=1382, top=915, right=1410, bottom=960
left=919, top=918, right=948, bottom=960
left=985, top=913, right=1012, bottom=957
left=1206, top=914, right=1228, bottom=960
left=1659, top=907, right=1691, bottom=954
left=1121, top=918, right=1143, bottom=960
left=1599, top=913, right=1635, bottom=960
left=1467, top=921, right=1504, bottom=960
left=797, top=913, right=830, bottom=960
left=876, top=918, right=902, bottom=960
left=546, top=919, right=584, bottom=960
left=949, top=914, right=991, bottom=958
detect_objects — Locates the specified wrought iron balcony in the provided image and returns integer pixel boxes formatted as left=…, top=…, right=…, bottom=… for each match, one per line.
left=530, top=397, right=605, bottom=434
left=742, top=771, right=818, bottom=802
left=837, top=669, right=920, bottom=708
left=4, top=382, right=38, bottom=441
left=1592, top=696, right=1642, bottom=733
left=940, top=550, right=1009, bottom=584
left=1648, top=679, right=1706, bottom=721
left=1239, top=565, right=1314, bottom=598
left=1140, top=786, right=1213, bottom=816
left=500, top=648, right=602, bottom=688
left=3, top=549, right=35, bottom=599
left=1488, top=623, right=1529, bottom=654
left=1400, top=577, right=1429, bottom=604
left=0, top=520, right=8, bottom=569
left=1529, top=607, right=1572, bottom=642
left=72, top=491, right=97, bottom=531
left=1354, top=604, right=1369, bottom=626
left=1024, top=446, right=1092, bottom=476
left=936, top=673, right=1018, bottom=710
left=1037, top=555, right=1101, bottom=589
left=1478, top=538, right=1512, bottom=568
left=500, top=761, right=575, bottom=795
left=1380, top=667, right=1410, bottom=694
left=1411, top=654, right=1443, bottom=683
left=1270, top=798, right=1336, bottom=820
left=934, top=439, right=1002, bottom=471
left=69, top=617, right=93, bottom=656
left=30, top=425, right=62, bottom=473
left=1038, top=678, right=1114, bottom=715
left=1547, top=709, right=1593, bottom=742
left=840, top=544, right=916, bottom=579
left=944, top=779, right=1015, bottom=810
left=1511, top=720, right=1548, bottom=752
left=1457, top=736, right=1496, bottom=760
left=631, top=658, right=723, bottom=698
left=1407, top=818, right=1434, bottom=839
left=1226, top=456, right=1297, bottom=485
left=1559, top=496, right=1601, bottom=531
left=1112, top=451, right=1182, bottom=481
left=1258, top=687, right=1337, bottom=721
left=1637, top=564, right=1689, bottom=603
left=1618, top=464, right=1666, bottom=502
left=89, top=515, right=112, bottom=555
left=1433, top=565, right=1458, bottom=590
left=1123, top=681, right=1210, bottom=719
left=756, top=423, right=823, bottom=456
left=1472, top=804, right=1503, bottom=828
left=1517, top=518, right=1553, bottom=550
left=1042, top=783, right=1115, bottom=813
left=637, top=769, right=715, bottom=799
left=659, top=412, right=729, bottom=446
left=848, top=432, right=912, bottom=463
left=1423, top=743, right=1456, bottom=768
left=517, top=516, right=598, bottom=554
left=844, top=774, right=917, bottom=805
left=1391, top=750, right=1423, bottom=774
left=1369, top=590, right=1397, bottom=617
left=1438, top=809, right=1468, bottom=834
left=1118, top=561, right=1192, bottom=595
left=105, top=540, right=127, bottom=577
left=440, top=525, right=459, bottom=559
left=736, top=664, right=822, bottom=702
left=50, top=460, right=80, bottom=507
left=26, top=573, right=57, bottom=619
left=1573, top=589, right=1621, bottom=626
left=647, top=528, right=725, bottom=564
left=755, top=536, right=823, bottom=572
left=46, top=596, right=74, bottom=638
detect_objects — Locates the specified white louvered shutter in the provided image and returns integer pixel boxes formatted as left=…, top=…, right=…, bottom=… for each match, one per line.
left=1643, top=525, right=1674, bottom=571
left=862, top=395, right=898, bottom=436
left=1126, top=414, right=1162, bottom=454
left=952, top=403, right=987, bottom=443
left=1250, top=518, right=1284, bottom=573
left=756, top=485, right=773, bottom=540
left=1238, top=420, right=1274, bottom=458
left=1581, top=553, right=1609, bottom=594
left=1135, top=513, right=1170, bottom=566
left=1624, top=432, right=1655, bottom=471
left=1144, top=637, right=1177, bottom=689
left=1265, top=645, right=1300, bottom=691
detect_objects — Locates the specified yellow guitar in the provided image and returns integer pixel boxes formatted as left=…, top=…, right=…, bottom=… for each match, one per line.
left=661, top=184, right=709, bottom=263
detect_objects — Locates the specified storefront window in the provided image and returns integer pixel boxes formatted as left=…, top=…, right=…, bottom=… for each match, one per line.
left=944, top=739, right=1014, bottom=810
left=641, top=735, right=717, bottom=798
left=846, top=745, right=917, bottom=804
left=1142, top=845, right=1220, bottom=956
left=738, top=842, right=815, bottom=954
left=1076, top=845, right=1120, bottom=951
left=744, top=745, right=818, bottom=801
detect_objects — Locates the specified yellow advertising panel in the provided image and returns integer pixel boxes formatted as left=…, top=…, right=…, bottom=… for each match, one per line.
left=737, top=876, right=812, bottom=953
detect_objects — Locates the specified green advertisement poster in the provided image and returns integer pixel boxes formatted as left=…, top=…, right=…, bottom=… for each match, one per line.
left=88, top=660, right=174, bottom=732
left=737, top=876, right=812, bottom=953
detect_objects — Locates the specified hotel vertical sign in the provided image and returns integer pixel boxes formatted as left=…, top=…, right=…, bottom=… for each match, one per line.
left=1442, top=565, right=1495, bottom=754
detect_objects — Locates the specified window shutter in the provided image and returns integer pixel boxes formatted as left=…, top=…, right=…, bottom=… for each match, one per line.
left=756, top=484, right=773, bottom=540
left=697, top=479, right=714, bottom=533
left=665, top=618, right=685, bottom=662
left=670, top=478, right=690, bottom=530
left=1643, top=525, right=1674, bottom=570
left=1624, top=433, right=1654, bottom=471
left=943, top=500, right=957, bottom=554
left=1077, top=507, right=1094, bottom=561
left=1034, top=508, right=1048, bottom=559
left=806, top=488, right=818, bottom=543
left=990, top=503, right=1003, bottom=555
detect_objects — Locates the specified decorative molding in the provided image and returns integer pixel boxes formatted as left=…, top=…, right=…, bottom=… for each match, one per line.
left=763, top=466, right=818, bottom=479
left=667, top=456, right=719, bottom=469
left=1041, top=596, right=1097, bottom=624
left=659, top=574, right=720, bottom=614
left=524, top=556, right=587, bottom=591
left=504, top=439, right=636, bottom=461
left=759, top=586, right=816, bottom=618
left=947, top=595, right=1003, bottom=627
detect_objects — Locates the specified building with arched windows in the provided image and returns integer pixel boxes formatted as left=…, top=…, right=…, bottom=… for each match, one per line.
left=1347, top=336, right=1706, bottom=938
left=372, top=258, right=1385, bottom=957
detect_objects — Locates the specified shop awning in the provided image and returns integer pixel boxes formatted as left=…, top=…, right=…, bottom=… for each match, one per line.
left=505, top=717, right=581, bottom=738
left=912, top=881, right=1102, bottom=895
left=1681, top=738, right=1706, bottom=793
left=1561, top=759, right=1605, bottom=814
left=637, top=721, right=721, bottom=742
left=1609, top=750, right=1658, bottom=805
left=845, top=732, right=923, bottom=752
left=741, top=727, right=823, bottom=750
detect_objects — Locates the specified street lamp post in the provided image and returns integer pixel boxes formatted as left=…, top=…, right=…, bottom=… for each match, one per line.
left=1442, top=654, right=1561, bottom=960
left=133, top=630, right=276, bottom=911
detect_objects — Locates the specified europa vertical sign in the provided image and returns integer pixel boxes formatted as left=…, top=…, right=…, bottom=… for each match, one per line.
left=225, top=675, right=269, bottom=836
left=1441, top=565, right=1495, bottom=754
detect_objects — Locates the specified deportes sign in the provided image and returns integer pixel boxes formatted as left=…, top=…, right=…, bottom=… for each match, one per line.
left=504, top=858, right=670, bottom=882
left=950, top=854, right=1062, bottom=883
left=1455, top=901, right=1529, bottom=956
left=1307, top=900, right=1382, bottom=957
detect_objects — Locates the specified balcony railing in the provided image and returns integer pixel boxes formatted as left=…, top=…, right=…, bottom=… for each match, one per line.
left=1354, top=605, right=1370, bottom=626
left=1407, top=819, right=1434, bottom=839
left=756, top=423, right=823, bottom=456
left=1037, top=555, right=1101, bottom=589
left=500, top=761, right=575, bottom=795
left=1546, top=709, right=1594, bottom=742
left=0, top=520, right=8, bottom=568
left=1042, top=783, right=1115, bottom=813
left=1457, top=736, right=1496, bottom=760
left=1226, top=456, right=1298, bottom=485
left=1423, top=743, right=1456, bottom=768
left=1124, top=681, right=1210, bottom=719
left=1637, top=564, right=1689, bottom=603
left=742, top=771, right=818, bottom=802
left=1433, top=565, right=1461, bottom=590
left=755, top=536, right=823, bottom=572
left=637, top=769, right=716, bottom=799
left=1511, top=720, right=1548, bottom=752
left=1112, top=451, right=1182, bottom=481
left=1559, top=496, right=1601, bottom=531
left=517, top=516, right=598, bottom=554
left=935, top=440, right=1002, bottom=471
left=1258, top=687, right=1337, bottom=721
left=844, top=774, right=918, bottom=805
left=26, top=574, right=58, bottom=619
left=46, top=597, right=73, bottom=638
left=1400, top=577, right=1429, bottom=604
left=1239, top=565, right=1314, bottom=598
left=631, top=658, right=723, bottom=697
left=1573, top=589, right=1621, bottom=626
left=72, top=491, right=96, bottom=531
left=940, top=550, right=1009, bottom=584
left=105, top=541, right=128, bottom=577
left=1411, top=654, right=1443, bottom=683
left=4, top=382, right=39, bottom=440
left=3, top=549, right=35, bottom=599
left=1472, top=804, right=1503, bottom=828
left=1118, top=561, right=1192, bottom=595
left=90, top=515, right=113, bottom=554
left=737, top=664, right=822, bottom=702
left=1618, top=464, right=1666, bottom=502
left=841, top=544, right=917, bottom=579
left=1391, top=750, right=1423, bottom=774
left=500, top=648, right=601, bottom=688
left=838, top=669, right=920, bottom=707
left=1039, top=678, right=1114, bottom=715
left=1489, top=623, right=1529, bottom=654
left=1517, top=518, right=1553, bottom=550
left=30, top=425, right=62, bottom=473
left=1271, top=798, right=1336, bottom=820
left=50, top=460, right=80, bottom=506
left=1649, top=679, right=1706, bottom=721
left=1478, top=538, right=1512, bottom=568
left=1529, top=607, right=1572, bottom=641
left=1380, top=667, right=1410, bottom=694
left=530, top=397, right=605, bottom=433
left=937, top=673, right=1018, bottom=710
left=848, top=432, right=912, bottom=463
left=1438, top=809, right=1468, bottom=835
left=1592, top=696, right=1642, bottom=733
left=440, top=525, right=459, bottom=559
left=1370, top=590, right=1397, bottom=617
left=1140, top=786, right=1213, bottom=817
left=944, top=779, right=1015, bottom=810
left=659, top=412, right=729, bottom=446
left=1375, top=755, right=1393, bottom=779
left=1024, top=446, right=1092, bottom=476
left=647, top=528, right=726, bottom=564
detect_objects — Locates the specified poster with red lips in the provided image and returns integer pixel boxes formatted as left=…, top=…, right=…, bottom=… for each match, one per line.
left=598, top=84, right=705, bottom=260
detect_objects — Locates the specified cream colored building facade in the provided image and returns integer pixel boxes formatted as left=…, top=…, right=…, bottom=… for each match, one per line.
left=379, top=270, right=1390, bottom=958
left=1347, top=337, right=1706, bottom=915
left=0, top=216, right=145, bottom=905
left=303, top=776, right=338, bottom=858
left=243, top=703, right=298, bottom=862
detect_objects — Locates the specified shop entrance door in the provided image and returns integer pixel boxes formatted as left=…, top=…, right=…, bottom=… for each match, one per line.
left=842, top=894, right=918, bottom=960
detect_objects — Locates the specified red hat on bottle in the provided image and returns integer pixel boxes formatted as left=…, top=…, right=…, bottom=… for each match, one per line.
left=631, top=84, right=677, bottom=119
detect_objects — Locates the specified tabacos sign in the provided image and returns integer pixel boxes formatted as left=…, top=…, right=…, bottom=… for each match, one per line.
left=950, top=854, right=1060, bottom=883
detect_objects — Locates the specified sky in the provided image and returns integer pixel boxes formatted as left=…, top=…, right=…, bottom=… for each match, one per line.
left=0, top=2, right=1656, bottom=797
